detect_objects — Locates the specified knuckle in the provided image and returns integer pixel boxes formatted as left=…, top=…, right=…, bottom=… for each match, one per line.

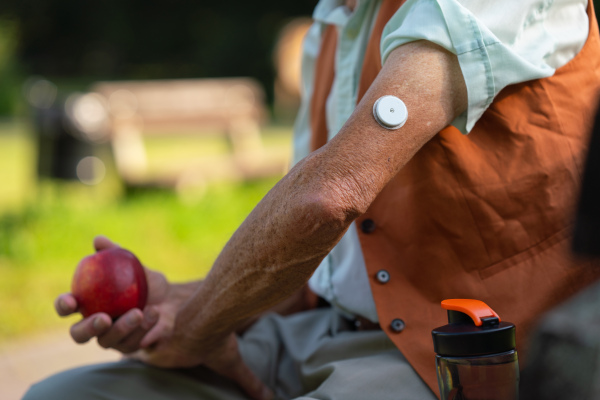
left=96, top=336, right=112, bottom=349
left=113, top=316, right=138, bottom=337
left=112, top=322, right=130, bottom=337
left=70, top=327, right=90, bottom=344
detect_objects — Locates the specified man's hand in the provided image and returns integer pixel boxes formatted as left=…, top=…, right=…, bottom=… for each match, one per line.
left=55, top=235, right=195, bottom=353
left=56, top=235, right=273, bottom=400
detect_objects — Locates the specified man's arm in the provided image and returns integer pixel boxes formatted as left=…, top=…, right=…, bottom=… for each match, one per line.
left=176, top=40, right=467, bottom=347
left=136, top=40, right=467, bottom=399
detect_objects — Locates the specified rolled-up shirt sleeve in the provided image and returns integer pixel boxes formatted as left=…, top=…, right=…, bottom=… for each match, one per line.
left=380, top=0, right=588, bottom=133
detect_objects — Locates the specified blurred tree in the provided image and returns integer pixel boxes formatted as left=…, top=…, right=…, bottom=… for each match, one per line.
left=0, top=0, right=317, bottom=106
left=0, top=17, right=20, bottom=116
left=2, top=0, right=597, bottom=114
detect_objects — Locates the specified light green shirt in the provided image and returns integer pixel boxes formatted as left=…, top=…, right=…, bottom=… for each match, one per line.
left=294, top=0, right=589, bottom=322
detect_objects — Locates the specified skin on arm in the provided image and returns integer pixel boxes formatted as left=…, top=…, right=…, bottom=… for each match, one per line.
left=174, top=40, right=468, bottom=349
left=136, top=40, right=467, bottom=398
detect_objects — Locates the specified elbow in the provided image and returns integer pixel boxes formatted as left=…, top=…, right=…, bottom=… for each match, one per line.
left=288, top=151, right=375, bottom=237
left=299, top=178, right=368, bottom=234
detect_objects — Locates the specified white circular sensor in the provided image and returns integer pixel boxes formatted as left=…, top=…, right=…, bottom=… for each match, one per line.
left=373, top=95, right=408, bottom=130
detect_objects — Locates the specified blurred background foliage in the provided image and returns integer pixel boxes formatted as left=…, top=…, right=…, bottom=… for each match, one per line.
left=0, top=18, right=20, bottom=116
left=0, top=0, right=317, bottom=113
left=0, top=0, right=316, bottom=341
left=0, top=122, right=290, bottom=340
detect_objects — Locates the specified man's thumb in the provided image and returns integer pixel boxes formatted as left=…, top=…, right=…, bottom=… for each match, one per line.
left=93, top=235, right=119, bottom=251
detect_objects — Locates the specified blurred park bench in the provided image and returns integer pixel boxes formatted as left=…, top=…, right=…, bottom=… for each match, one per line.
left=33, top=77, right=289, bottom=191
left=87, top=78, right=287, bottom=189
left=31, top=18, right=313, bottom=191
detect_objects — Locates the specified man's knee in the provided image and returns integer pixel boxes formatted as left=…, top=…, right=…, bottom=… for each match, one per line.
left=23, top=359, right=248, bottom=400
left=23, top=362, right=115, bottom=400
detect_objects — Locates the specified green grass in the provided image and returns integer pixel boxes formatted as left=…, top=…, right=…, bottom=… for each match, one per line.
left=0, top=122, right=36, bottom=212
left=0, top=120, right=290, bottom=340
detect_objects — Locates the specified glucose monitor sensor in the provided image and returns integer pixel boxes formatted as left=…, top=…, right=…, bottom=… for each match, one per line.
left=373, top=95, right=408, bottom=130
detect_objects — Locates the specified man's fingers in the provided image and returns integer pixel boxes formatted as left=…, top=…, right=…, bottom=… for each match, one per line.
left=139, top=324, right=162, bottom=349
left=70, top=313, right=112, bottom=344
left=93, top=235, right=119, bottom=252
left=138, top=307, right=163, bottom=348
left=97, top=309, right=143, bottom=349
left=114, top=308, right=160, bottom=353
left=113, top=328, right=148, bottom=354
left=140, top=306, right=160, bottom=330
left=55, top=294, right=78, bottom=316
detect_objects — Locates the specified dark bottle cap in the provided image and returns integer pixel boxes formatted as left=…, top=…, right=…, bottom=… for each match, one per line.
left=432, top=299, right=516, bottom=357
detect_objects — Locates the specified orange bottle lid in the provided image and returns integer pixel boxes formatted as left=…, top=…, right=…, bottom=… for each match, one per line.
left=441, top=299, right=501, bottom=327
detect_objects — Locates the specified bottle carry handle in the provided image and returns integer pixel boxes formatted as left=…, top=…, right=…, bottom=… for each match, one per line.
left=441, top=299, right=501, bottom=327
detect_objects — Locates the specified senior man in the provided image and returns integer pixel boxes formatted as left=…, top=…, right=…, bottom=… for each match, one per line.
left=25, top=0, right=600, bottom=399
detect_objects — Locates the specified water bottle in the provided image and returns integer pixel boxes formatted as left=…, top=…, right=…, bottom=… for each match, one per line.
left=431, top=299, right=519, bottom=400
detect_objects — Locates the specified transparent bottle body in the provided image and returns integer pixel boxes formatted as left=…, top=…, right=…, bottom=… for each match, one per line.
left=436, top=350, right=519, bottom=400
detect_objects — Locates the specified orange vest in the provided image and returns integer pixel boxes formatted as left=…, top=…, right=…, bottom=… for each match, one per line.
left=310, top=0, right=600, bottom=394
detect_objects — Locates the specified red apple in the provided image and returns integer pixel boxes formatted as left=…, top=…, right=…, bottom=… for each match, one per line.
left=71, top=247, right=148, bottom=318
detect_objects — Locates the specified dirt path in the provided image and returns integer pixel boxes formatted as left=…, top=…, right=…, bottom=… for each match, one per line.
left=0, top=330, right=120, bottom=400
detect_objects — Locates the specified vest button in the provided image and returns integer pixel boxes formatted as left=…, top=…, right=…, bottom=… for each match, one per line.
left=360, top=219, right=376, bottom=234
left=390, top=318, right=406, bottom=333
left=376, top=269, right=390, bottom=283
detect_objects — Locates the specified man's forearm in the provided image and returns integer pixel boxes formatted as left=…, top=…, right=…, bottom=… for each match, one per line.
left=175, top=152, right=358, bottom=348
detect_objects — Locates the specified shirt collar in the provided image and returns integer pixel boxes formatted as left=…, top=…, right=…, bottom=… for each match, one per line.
left=313, top=0, right=359, bottom=27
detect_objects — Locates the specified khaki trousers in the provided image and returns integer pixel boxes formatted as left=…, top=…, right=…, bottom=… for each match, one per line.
left=23, top=308, right=437, bottom=400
